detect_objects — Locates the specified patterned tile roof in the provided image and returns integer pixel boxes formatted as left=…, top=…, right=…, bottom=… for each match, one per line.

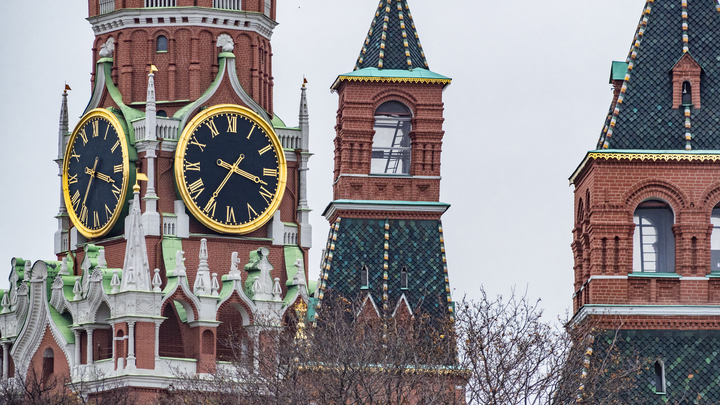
left=316, top=218, right=452, bottom=320
left=355, top=0, right=429, bottom=71
left=595, top=329, right=720, bottom=402
left=597, top=0, right=720, bottom=151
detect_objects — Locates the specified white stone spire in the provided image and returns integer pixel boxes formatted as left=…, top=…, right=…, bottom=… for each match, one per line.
left=194, top=239, right=212, bottom=295
left=146, top=67, right=157, bottom=142
left=54, top=89, right=71, bottom=254
left=121, top=185, right=151, bottom=291
left=297, top=80, right=312, bottom=248
left=140, top=66, right=161, bottom=236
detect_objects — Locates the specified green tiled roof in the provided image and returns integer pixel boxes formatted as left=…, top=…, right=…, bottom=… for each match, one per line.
left=317, top=218, right=451, bottom=319
left=598, top=0, right=720, bottom=150
left=355, top=0, right=429, bottom=71
left=594, top=329, right=720, bottom=402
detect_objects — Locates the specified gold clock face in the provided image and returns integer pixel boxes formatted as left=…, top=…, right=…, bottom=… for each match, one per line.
left=62, top=109, right=130, bottom=239
left=175, top=105, right=287, bottom=234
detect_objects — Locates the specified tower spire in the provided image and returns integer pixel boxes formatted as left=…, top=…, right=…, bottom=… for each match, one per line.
left=54, top=89, right=70, bottom=254
left=355, top=0, right=428, bottom=71
left=121, top=187, right=151, bottom=292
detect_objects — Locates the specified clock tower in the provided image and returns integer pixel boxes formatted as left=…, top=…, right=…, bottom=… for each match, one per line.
left=0, top=0, right=313, bottom=399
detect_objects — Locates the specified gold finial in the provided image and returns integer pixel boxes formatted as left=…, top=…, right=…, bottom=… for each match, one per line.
left=303, top=76, right=308, bottom=88
left=150, top=65, right=158, bottom=74
left=64, top=83, right=72, bottom=94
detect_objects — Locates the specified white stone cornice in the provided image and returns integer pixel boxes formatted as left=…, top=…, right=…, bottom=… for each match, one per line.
left=87, top=8, right=277, bottom=39
left=576, top=305, right=720, bottom=322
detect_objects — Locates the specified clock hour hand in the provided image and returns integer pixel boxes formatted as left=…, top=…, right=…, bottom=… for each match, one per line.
left=84, top=167, right=115, bottom=183
left=216, top=160, right=268, bottom=185
left=205, top=155, right=245, bottom=213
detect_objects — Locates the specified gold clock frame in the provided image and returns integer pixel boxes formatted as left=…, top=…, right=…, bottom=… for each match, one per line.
left=175, top=104, right=287, bottom=234
left=62, top=108, right=130, bottom=240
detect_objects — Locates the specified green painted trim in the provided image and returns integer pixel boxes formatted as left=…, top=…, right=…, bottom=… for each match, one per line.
left=130, top=100, right=190, bottom=106
left=628, top=272, right=682, bottom=278
left=49, top=306, right=75, bottom=344
left=174, top=300, right=188, bottom=323
left=219, top=52, right=235, bottom=58
left=271, top=113, right=287, bottom=128
left=156, top=51, right=168, bottom=54
left=162, top=238, right=183, bottom=274
left=707, top=273, right=720, bottom=278
left=283, top=222, right=298, bottom=228
left=159, top=357, right=197, bottom=362
left=610, top=61, right=628, bottom=83
left=101, top=62, right=145, bottom=144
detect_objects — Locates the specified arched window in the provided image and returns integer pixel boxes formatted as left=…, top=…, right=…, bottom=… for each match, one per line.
left=156, top=35, right=168, bottom=52
left=633, top=201, right=675, bottom=273
left=360, top=265, right=369, bottom=289
left=371, top=101, right=412, bottom=175
left=654, top=360, right=666, bottom=393
left=682, top=81, right=692, bottom=106
left=400, top=266, right=408, bottom=289
left=157, top=110, right=167, bottom=117
left=711, top=206, right=720, bottom=272
left=42, top=348, right=54, bottom=378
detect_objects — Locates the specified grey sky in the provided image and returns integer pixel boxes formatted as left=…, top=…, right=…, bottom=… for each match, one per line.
left=0, top=0, right=646, bottom=321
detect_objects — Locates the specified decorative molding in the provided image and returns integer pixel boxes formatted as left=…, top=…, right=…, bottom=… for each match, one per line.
left=335, top=75, right=451, bottom=86
left=225, top=56, right=271, bottom=124
left=577, top=305, right=720, bottom=319
left=87, top=8, right=278, bottom=38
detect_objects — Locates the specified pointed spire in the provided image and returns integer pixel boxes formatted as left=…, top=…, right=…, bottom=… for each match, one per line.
left=152, top=268, right=162, bottom=292
left=121, top=188, right=151, bottom=291
left=194, top=239, right=212, bottom=295
left=58, top=90, right=69, bottom=160
left=355, top=0, right=428, bottom=71
left=145, top=66, right=157, bottom=142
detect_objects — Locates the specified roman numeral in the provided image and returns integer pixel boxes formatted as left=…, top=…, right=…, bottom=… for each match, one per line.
left=190, top=136, right=206, bottom=152
left=68, top=174, right=78, bottom=184
left=79, top=128, right=88, bottom=146
left=206, top=119, right=219, bottom=137
left=263, top=168, right=277, bottom=177
left=70, top=148, right=81, bottom=162
left=80, top=205, right=88, bottom=224
left=111, top=140, right=120, bottom=153
left=93, top=211, right=100, bottom=228
left=105, top=204, right=113, bottom=220
left=246, top=124, right=256, bottom=140
left=247, top=203, right=258, bottom=219
left=71, top=190, right=81, bottom=210
left=104, top=124, right=110, bottom=140
left=92, top=120, right=99, bottom=137
left=111, top=184, right=122, bottom=201
left=259, top=186, right=273, bottom=205
left=258, top=145, right=272, bottom=156
left=188, top=178, right=204, bottom=199
left=185, top=161, right=201, bottom=171
left=114, top=164, right=123, bottom=173
left=204, top=198, right=217, bottom=217
left=227, top=116, right=237, bottom=133
left=226, top=206, right=235, bottom=223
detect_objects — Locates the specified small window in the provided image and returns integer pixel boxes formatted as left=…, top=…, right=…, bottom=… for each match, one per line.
left=156, top=35, right=168, bottom=53
left=654, top=360, right=666, bottom=394
left=361, top=265, right=369, bottom=289
left=711, top=207, right=720, bottom=272
left=371, top=101, right=412, bottom=175
left=682, top=82, right=692, bottom=106
left=43, top=348, right=54, bottom=378
left=400, top=266, right=408, bottom=289
left=633, top=201, right=675, bottom=273
left=157, top=110, right=167, bottom=117
left=264, top=0, right=272, bottom=17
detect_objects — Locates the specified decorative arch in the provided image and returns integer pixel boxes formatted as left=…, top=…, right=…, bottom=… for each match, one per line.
left=623, top=179, right=688, bottom=219
left=371, top=89, right=419, bottom=116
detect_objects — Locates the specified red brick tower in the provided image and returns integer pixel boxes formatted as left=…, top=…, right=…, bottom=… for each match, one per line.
left=0, top=0, right=313, bottom=400
left=571, top=0, right=720, bottom=401
left=316, top=0, right=454, bottom=322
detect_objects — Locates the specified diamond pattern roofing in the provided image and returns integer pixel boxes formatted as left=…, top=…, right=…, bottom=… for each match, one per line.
left=597, top=0, right=720, bottom=151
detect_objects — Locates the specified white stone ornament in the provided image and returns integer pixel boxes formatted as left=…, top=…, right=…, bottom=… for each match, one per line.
left=1, top=291, right=9, bottom=314
left=272, top=277, right=282, bottom=301
left=59, top=257, right=69, bottom=276
left=152, top=269, right=162, bottom=292
left=194, top=239, right=211, bottom=295
left=175, top=250, right=187, bottom=277
left=73, top=277, right=82, bottom=300
left=252, top=276, right=261, bottom=294
left=97, top=248, right=107, bottom=269
left=292, top=258, right=306, bottom=286
left=216, top=34, right=234, bottom=52
left=111, top=269, right=120, bottom=294
left=229, top=252, right=242, bottom=280
left=99, top=37, right=115, bottom=58
left=211, top=273, right=219, bottom=297
left=122, top=188, right=152, bottom=291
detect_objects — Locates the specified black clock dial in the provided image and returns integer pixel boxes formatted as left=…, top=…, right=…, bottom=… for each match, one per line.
left=176, top=106, right=286, bottom=234
left=63, top=111, right=128, bottom=238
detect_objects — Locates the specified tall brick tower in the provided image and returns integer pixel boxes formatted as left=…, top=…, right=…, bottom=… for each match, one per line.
left=571, top=0, right=720, bottom=401
left=0, top=0, right=313, bottom=400
left=315, top=0, right=454, bottom=323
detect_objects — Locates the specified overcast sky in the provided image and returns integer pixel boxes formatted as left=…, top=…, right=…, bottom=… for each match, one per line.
left=0, top=0, right=646, bottom=321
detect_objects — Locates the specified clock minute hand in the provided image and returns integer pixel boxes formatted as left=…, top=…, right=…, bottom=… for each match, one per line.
left=205, top=155, right=245, bottom=212
left=83, top=157, right=100, bottom=205
left=94, top=171, right=115, bottom=184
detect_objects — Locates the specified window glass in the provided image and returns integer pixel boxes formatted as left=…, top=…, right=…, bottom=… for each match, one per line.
left=157, top=35, right=168, bottom=52
left=711, top=208, right=720, bottom=272
left=371, top=101, right=411, bottom=174
left=633, top=202, right=675, bottom=273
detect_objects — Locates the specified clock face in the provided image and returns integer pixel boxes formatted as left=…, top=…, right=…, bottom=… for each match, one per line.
left=175, top=105, right=287, bottom=234
left=63, top=109, right=129, bottom=239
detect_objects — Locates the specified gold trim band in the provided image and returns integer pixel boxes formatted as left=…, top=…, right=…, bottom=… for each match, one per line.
left=588, top=152, right=720, bottom=162
left=335, top=76, right=452, bottom=86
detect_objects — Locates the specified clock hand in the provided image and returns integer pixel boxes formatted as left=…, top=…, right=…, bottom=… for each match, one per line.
left=204, top=155, right=245, bottom=212
left=84, top=167, right=115, bottom=183
left=216, top=160, right=268, bottom=185
left=83, top=157, right=100, bottom=205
